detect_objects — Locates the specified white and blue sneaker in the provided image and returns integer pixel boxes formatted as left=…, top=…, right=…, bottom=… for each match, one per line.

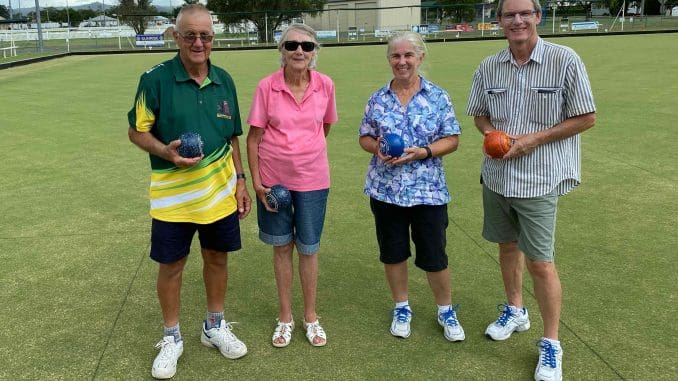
left=485, top=303, right=530, bottom=341
left=151, top=336, right=183, bottom=379
left=390, top=306, right=413, bottom=338
left=534, top=338, right=563, bottom=381
left=438, top=305, right=465, bottom=342
left=200, top=319, right=247, bottom=359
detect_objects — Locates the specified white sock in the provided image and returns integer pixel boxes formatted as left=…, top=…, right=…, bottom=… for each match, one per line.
left=437, top=304, right=451, bottom=314
left=395, top=300, right=410, bottom=310
left=509, top=305, right=524, bottom=314
left=164, top=323, right=182, bottom=343
left=206, top=311, right=224, bottom=329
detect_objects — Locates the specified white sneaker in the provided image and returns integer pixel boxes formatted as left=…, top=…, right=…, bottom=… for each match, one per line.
left=485, top=304, right=530, bottom=341
left=437, top=305, right=465, bottom=342
left=151, top=336, right=183, bottom=379
left=200, top=319, right=248, bottom=359
left=390, top=306, right=412, bottom=338
left=534, top=338, right=563, bottom=381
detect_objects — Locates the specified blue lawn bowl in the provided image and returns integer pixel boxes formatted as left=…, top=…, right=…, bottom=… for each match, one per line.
left=266, top=185, right=292, bottom=210
left=177, top=132, right=204, bottom=158
left=379, top=133, right=405, bottom=157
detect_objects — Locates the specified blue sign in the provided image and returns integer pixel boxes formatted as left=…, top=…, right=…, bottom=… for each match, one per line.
left=412, top=24, right=429, bottom=34
left=316, top=30, right=337, bottom=39
left=136, top=34, right=165, bottom=47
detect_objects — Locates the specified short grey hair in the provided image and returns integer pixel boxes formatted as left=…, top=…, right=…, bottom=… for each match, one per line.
left=175, top=4, right=213, bottom=34
left=386, top=31, right=428, bottom=75
left=278, top=24, right=320, bottom=69
left=496, top=0, right=542, bottom=15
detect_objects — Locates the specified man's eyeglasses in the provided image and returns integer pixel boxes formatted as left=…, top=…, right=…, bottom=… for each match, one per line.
left=283, top=41, right=316, bottom=52
left=500, top=10, right=538, bottom=22
left=178, top=32, right=214, bottom=44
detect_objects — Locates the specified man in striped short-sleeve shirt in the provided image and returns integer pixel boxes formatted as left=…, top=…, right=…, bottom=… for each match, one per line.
left=467, top=0, right=596, bottom=380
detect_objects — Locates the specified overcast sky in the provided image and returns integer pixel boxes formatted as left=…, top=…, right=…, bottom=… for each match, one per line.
left=2, top=0, right=177, bottom=9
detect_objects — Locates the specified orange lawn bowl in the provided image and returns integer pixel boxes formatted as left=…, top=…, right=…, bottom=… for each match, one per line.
left=483, top=130, right=512, bottom=159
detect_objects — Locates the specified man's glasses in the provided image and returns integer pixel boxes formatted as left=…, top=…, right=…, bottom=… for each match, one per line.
left=178, top=32, right=214, bottom=44
left=500, top=10, right=538, bottom=22
left=283, top=41, right=316, bottom=52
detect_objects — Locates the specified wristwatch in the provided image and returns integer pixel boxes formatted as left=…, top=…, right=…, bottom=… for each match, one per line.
left=423, top=146, right=433, bottom=159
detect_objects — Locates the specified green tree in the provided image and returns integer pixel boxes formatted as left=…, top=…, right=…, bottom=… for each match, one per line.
left=113, top=0, right=157, bottom=34
left=41, top=7, right=69, bottom=24
left=39, top=7, right=59, bottom=23
left=435, top=0, right=477, bottom=23
left=172, top=0, right=200, bottom=20
left=55, top=8, right=73, bottom=25
left=205, top=0, right=327, bottom=42
left=0, top=5, right=9, bottom=19
left=597, top=0, right=625, bottom=15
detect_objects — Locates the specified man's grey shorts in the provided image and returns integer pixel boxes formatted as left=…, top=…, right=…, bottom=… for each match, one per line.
left=482, top=185, right=558, bottom=262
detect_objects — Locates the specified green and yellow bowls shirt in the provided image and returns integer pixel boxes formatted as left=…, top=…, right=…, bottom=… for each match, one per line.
left=128, top=54, right=242, bottom=224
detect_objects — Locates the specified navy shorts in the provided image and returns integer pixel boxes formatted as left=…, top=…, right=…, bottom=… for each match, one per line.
left=369, top=198, right=449, bottom=272
left=150, top=212, right=242, bottom=264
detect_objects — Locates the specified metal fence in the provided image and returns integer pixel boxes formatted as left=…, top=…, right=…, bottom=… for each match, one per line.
left=1, top=5, right=678, bottom=60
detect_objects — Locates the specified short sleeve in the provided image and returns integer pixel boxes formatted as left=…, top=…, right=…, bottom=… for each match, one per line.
left=128, top=74, right=158, bottom=132
left=466, top=69, right=488, bottom=117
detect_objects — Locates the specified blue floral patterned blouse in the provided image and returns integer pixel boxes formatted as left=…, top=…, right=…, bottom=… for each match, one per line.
left=359, top=76, right=462, bottom=207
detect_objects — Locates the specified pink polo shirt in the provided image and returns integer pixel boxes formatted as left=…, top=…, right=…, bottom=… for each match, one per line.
left=247, top=68, right=338, bottom=191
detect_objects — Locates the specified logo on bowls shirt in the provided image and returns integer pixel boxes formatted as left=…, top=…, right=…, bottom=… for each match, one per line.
left=217, top=100, right=231, bottom=119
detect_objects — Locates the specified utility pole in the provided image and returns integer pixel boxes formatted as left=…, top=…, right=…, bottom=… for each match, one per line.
left=34, top=0, right=44, bottom=52
left=66, top=0, right=71, bottom=52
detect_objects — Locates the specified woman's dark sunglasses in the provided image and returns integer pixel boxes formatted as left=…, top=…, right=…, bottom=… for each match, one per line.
left=283, top=41, right=316, bottom=52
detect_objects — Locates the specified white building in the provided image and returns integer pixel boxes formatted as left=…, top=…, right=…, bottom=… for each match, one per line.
left=79, top=15, right=118, bottom=28
left=304, top=0, right=421, bottom=34
left=149, top=16, right=171, bottom=27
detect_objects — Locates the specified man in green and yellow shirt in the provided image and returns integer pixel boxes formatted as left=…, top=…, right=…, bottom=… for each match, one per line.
left=127, top=4, right=250, bottom=379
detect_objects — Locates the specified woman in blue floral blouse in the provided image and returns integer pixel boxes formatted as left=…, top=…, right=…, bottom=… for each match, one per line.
left=358, top=31, right=464, bottom=342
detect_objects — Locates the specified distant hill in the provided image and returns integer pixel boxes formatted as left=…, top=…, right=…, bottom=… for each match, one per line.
left=71, top=2, right=115, bottom=12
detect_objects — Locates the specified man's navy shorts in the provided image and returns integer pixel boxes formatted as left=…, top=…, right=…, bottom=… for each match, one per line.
left=150, top=212, right=241, bottom=264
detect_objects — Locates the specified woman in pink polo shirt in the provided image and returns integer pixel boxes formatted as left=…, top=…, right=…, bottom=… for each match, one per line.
left=246, top=24, right=338, bottom=348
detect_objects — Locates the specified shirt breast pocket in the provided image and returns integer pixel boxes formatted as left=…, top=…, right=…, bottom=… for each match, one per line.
left=529, top=87, right=563, bottom=126
left=484, top=88, right=509, bottom=123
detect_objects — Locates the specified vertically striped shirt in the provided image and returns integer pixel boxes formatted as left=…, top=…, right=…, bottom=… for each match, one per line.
left=467, top=38, right=596, bottom=198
